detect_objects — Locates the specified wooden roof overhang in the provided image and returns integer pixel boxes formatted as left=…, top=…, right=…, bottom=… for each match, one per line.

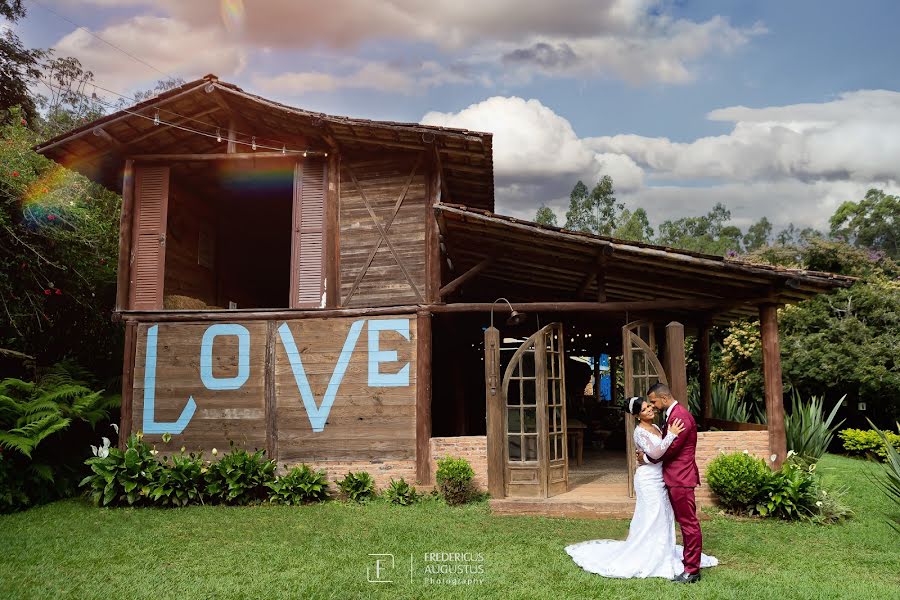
left=436, top=204, right=856, bottom=326
left=34, top=75, right=495, bottom=212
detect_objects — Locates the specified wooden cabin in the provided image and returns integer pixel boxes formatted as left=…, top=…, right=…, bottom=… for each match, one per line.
left=37, top=75, right=854, bottom=517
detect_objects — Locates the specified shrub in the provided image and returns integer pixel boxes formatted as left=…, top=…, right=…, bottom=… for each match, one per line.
left=839, top=427, right=900, bottom=461
left=751, top=458, right=817, bottom=520
left=204, top=444, right=276, bottom=505
left=80, top=433, right=161, bottom=506
left=706, top=451, right=771, bottom=511
left=783, top=392, right=845, bottom=462
left=0, top=362, right=120, bottom=512
left=868, top=419, right=900, bottom=532
left=149, top=450, right=207, bottom=507
left=336, top=471, right=376, bottom=502
left=435, top=456, right=475, bottom=506
left=382, top=478, right=420, bottom=506
left=268, top=464, right=330, bottom=505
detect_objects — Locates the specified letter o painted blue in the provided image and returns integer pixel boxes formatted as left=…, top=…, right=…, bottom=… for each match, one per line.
left=200, top=324, right=250, bottom=390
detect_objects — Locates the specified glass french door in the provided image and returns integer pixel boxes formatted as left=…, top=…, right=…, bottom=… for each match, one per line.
left=622, top=320, right=668, bottom=498
left=502, top=323, right=568, bottom=498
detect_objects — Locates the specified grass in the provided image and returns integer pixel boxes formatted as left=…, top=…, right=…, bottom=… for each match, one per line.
left=1, top=454, right=898, bottom=600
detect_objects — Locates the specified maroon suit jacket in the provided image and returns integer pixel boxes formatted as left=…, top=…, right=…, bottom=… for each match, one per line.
left=656, top=402, right=700, bottom=488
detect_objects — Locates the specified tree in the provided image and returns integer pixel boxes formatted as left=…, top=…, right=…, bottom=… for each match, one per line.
left=743, top=217, right=772, bottom=252
left=830, top=189, right=900, bottom=259
left=564, top=176, right=622, bottom=235
left=656, top=202, right=741, bottom=255
left=776, top=223, right=821, bottom=247
left=0, top=1, right=45, bottom=123
left=613, top=207, right=653, bottom=242
left=534, top=204, right=558, bottom=227
left=36, top=57, right=107, bottom=139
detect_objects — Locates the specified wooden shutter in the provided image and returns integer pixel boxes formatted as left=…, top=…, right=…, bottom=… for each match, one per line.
left=290, top=158, right=327, bottom=307
left=128, top=165, right=170, bottom=310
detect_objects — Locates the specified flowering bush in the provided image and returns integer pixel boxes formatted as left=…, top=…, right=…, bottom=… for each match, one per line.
left=839, top=427, right=900, bottom=462
left=80, top=433, right=161, bottom=506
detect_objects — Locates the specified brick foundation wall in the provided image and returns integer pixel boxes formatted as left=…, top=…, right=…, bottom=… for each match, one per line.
left=430, top=436, right=489, bottom=491
left=695, top=430, right=770, bottom=507
left=285, top=460, right=417, bottom=491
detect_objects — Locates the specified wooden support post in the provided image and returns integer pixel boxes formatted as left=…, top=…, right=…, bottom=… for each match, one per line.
left=759, top=304, right=787, bottom=469
left=118, top=320, right=137, bottom=449
left=114, top=160, right=135, bottom=312
left=265, top=321, right=278, bottom=462
left=593, top=355, right=601, bottom=402
left=324, top=152, right=341, bottom=308
left=226, top=118, right=237, bottom=154
left=416, top=310, right=433, bottom=484
left=484, top=326, right=504, bottom=497
left=698, top=320, right=712, bottom=422
left=596, top=255, right=608, bottom=303
left=425, top=160, right=442, bottom=303
left=664, top=322, right=688, bottom=405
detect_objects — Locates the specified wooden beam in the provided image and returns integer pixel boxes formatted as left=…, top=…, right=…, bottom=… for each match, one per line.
left=429, top=297, right=775, bottom=314
left=759, top=303, right=787, bottom=469
left=325, top=152, right=341, bottom=308
left=114, top=160, right=135, bottom=312
left=121, top=305, right=420, bottom=323
left=425, top=153, right=442, bottom=303
left=264, top=321, right=278, bottom=461
left=92, top=127, right=123, bottom=151
left=664, top=322, right=688, bottom=406
left=439, top=256, right=495, bottom=299
left=434, top=145, right=452, bottom=204
left=226, top=117, right=237, bottom=154
left=118, top=320, right=137, bottom=450
left=416, top=310, right=433, bottom=484
left=128, top=151, right=313, bottom=161
left=125, top=107, right=220, bottom=147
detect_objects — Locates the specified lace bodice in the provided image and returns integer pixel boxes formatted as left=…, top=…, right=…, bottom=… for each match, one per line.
left=633, top=424, right=676, bottom=461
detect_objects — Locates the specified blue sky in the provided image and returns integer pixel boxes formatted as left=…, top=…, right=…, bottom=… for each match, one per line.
left=13, top=1, right=900, bottom=234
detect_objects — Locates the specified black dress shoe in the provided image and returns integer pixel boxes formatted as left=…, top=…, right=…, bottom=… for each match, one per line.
left=672, top=571, right=701, bottom=584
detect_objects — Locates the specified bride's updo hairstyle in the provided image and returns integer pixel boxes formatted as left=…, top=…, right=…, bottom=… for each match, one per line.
left=623, top=396, right=645, bottom=415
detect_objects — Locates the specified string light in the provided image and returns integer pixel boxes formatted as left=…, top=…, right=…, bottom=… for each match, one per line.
left=37, top=77, right=330, bottom=158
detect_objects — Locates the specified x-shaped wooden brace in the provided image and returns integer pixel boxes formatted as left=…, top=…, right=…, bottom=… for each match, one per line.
left=343, top=153, right=425, bottom=304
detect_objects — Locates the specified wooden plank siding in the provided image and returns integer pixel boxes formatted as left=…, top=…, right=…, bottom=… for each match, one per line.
left=339, top=152, right=429, bottom=307
left=130, top=315, right=418, bottom=468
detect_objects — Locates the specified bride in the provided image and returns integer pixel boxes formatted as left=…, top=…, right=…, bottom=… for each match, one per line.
left=565, top=397, right=718, bottom=580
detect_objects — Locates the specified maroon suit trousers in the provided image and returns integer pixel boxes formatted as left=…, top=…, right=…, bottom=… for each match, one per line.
left=668, top=486, right=702, bottom=574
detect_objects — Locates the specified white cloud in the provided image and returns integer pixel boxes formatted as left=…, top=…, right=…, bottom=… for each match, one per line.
left=253, top=61, right=487, bottom=96
left=53, top=16, right=246, bottom=94
left=422, top=96, right=643, bottom=189
left=586, top=90, right=900, bottom=182
left=59, top=0, right=759, bottom=86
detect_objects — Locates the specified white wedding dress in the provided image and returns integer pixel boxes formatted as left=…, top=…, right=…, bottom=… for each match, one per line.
left=565, top=425, right=718, bottom=579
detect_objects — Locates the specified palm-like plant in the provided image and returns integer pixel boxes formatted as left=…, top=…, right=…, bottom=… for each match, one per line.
left=783, top=391, right=845, bottom=462
left=688, top=380, right=752, bottom=422
left=868, top=419, right=900, bottom=533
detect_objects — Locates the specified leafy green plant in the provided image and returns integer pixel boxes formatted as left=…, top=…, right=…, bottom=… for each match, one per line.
left=382, top=478, right=420, bottom=506
left=267, top=464, right=330, bottom=505
left=867, top=419, right=900, bottom=533
left=435, top=456, right=475, bottom=506
left=706, top=451, right=772, bottom=511
left=751, top=457, right=817, bottom=520
left=0, top=361, right=118, bottom=458
left=204, top=444, right=275, bottom=505
left=783, top=392, right=845, bottom=462
left=839, top=427, right=900, bottom=461
left=149, top=450, right=207, bottom=507
left=689, top=380, right=753, bottom=422
left=80, top=433, right=161, bottom=506
left=336, top=471, right=376, bottom=502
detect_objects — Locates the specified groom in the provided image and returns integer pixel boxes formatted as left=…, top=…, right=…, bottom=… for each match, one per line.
left=636, top=382, right=703, bottom=584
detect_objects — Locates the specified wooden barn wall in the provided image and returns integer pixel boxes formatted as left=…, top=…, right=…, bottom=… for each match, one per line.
left=339, top=151, right=430, bottom=307
left=132, top=314, right=417, bottom=471
left=162, top=182, right=217, bottom=307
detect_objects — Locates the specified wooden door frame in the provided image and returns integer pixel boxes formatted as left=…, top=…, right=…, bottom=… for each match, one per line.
left=622, top=319, right=668, bottom=498
left=500, top=322, right=568, bottom=498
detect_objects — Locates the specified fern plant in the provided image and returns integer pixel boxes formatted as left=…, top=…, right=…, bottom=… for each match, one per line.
left=0, top=361, right=119, bottom=457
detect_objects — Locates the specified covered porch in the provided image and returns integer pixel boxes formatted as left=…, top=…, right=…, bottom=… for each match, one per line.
left=429, top=204, right=853, bottom=516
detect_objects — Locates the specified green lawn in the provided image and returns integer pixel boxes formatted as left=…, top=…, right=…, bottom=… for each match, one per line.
left=1, top=454, right=898, bottom=600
